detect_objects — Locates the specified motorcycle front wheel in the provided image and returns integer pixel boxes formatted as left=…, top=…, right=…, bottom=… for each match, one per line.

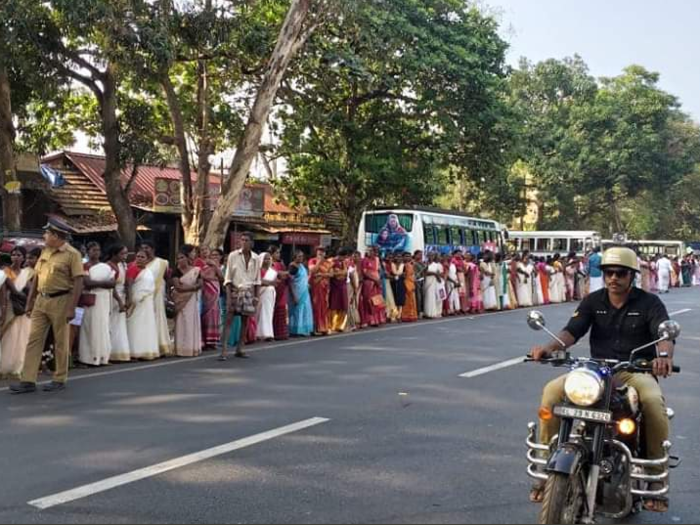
left=539, top=471, right=586, bottom=524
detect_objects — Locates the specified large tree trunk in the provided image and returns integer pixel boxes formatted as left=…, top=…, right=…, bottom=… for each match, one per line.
left=101, top=63, right=137, bottom=249
left=340, top=201, right=362, bottom=247
left=0, top=64, right=22, bottom=232
left=161, top=73, right=196, bottom=242
left=203, top=0, right=316, bottom=248
left=191, top=58, right=212, bottom=246
left=607, top=188, right=624, bottom=235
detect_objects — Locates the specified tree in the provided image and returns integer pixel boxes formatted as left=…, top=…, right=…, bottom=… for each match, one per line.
left=18, top=0, right=175, bottom=249
left=0, top=1, right=70, bottom=232
left=202, top=0, right=328, bottom=249
left=275, top=0, right=511, bottom=244
left=508, top=59, right=696, bottom=236
left=506, top=56, right=598, bottom=229
left=566, top=66, right=686, bottom=233
left=144, top=0, right=280, bottom=244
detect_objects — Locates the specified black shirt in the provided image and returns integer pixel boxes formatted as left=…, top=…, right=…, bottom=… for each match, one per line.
left=564, top=288, right=670, bottom=361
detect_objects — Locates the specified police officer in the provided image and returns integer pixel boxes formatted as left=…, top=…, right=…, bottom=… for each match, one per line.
left=10, top=222, right=85, bottom=394
left=529, top=247, right=674, bottom=512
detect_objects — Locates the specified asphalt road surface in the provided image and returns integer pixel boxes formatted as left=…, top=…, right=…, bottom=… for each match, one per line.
left=1, top=288, right=698, bottom=524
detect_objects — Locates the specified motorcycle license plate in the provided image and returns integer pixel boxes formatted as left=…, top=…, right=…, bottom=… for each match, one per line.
left=553, top=405, right=612, bottom=423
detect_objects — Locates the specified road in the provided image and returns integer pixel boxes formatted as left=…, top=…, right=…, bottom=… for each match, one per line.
left=1, top=287, right=698, bottom=524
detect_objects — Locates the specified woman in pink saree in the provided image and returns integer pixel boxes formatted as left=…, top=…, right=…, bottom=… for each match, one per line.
left=172, top=252, right=203, bottom=357
left=453, top=252, right=469, bottom=314
left=464, top=253, right=483, bottom=313
left=360, top=248, right=383, bottom=327
left=200, top=250, right=223, bottom=350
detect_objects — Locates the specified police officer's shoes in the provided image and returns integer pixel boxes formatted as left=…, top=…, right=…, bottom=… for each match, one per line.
left=9, top=382, right=37, bottom=394
left=43, top=381, right=66, bottom=392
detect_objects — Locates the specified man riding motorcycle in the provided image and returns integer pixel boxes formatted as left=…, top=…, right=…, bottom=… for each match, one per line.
left=529, top=247, right=675, bottom=512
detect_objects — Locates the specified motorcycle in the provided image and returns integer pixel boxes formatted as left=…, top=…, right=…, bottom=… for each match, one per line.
left=524, top=311, right=681, bottom=524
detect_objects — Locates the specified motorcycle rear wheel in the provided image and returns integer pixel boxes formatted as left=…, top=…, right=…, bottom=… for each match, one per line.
left=539, top=471, right=586, bottom=524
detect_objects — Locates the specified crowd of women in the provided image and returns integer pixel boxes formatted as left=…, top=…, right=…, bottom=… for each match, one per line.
left=1, top=241, right=699, bottom=379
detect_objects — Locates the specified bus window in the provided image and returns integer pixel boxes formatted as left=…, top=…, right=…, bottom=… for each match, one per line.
left=536, top=238, right=551, bottom=252
left=450, top=227, right=462, bottom=245
left=571, top=238, right=584, bottom=252
left=552, top=238, right=568, bottom=252
left=506, top=240, right=518, bottom=252
left=521, top=238, right=535, bottom=252
left=436, top=225, right=449, bottom=245
left=423, top=224, right=434, bottom=244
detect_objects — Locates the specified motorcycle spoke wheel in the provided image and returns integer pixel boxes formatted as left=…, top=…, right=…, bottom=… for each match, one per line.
left=539, top=472, right=585, bottom=524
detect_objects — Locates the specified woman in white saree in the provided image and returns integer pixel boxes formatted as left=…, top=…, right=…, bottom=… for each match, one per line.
left=423, top=252, right=444, bottom=319
left=516, top=255, right=533, bottom=307
left=256, top=253, right=278, bottom=341
left=78, top=242, right=116, bottom=366
left=479, top=253, right=499, bottom=311
left=126, top=250, right=159, bottom=360
left=107, top=244, right=131, bottom=362
left=1, top=247, right=36, bottom=377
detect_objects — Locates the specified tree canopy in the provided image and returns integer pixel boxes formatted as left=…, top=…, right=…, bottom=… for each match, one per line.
left=2, top=0, right=699, bottom=246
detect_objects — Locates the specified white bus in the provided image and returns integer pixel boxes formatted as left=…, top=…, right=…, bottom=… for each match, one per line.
left=602, top=239, right=686, bottom=258
left=507, top=230, right=602, bottom=257
left=357, top=208, right=505, bottom=257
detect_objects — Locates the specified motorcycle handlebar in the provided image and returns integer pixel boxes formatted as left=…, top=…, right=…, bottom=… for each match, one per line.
left=523, top=355, right=680, bottom=374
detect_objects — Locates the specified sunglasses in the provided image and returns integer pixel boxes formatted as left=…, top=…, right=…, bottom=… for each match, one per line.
left=604, top=269, right=631, bottom=279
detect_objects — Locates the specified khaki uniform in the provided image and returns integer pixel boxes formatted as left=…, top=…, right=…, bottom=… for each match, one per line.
left=20, top=243, right=84, bottom=384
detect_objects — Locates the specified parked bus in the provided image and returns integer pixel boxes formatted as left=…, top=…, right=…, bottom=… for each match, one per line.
left=357, top=208, right=505, bottom=256
left=602, top=239, right=686, bottom=258
left=507, top=230, right=602, bottom=257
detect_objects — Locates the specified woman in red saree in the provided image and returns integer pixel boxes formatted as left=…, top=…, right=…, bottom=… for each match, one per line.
left=537, top=258, right=550, bottom=305
left=270, top=246, right=290, bottom=340
left=200, top=249, right=223, bottom=350
left=360, top=248, right=383, bottom=327
left=308, top=246, right=333, bottom=335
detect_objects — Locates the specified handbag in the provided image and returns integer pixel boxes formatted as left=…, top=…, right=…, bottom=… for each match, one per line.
left=370, top=294, right=385, bottom=308
left=78, top=292, right=96, bottom=308
left=233, top=289, right=257, bottom=316
left=165, top=299, right=176, bottom=319
left=10, top=291, right=27, bottom=316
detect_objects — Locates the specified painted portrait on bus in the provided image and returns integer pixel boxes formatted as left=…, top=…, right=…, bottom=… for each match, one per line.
left=375, top=214, right=408, bottom=254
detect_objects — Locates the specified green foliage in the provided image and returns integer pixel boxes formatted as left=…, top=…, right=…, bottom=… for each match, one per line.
left=275, top=0, right=511, bottom=242
left=508, top=56, right=700, bottom=238
left=1, top=0, right=75, bottom=153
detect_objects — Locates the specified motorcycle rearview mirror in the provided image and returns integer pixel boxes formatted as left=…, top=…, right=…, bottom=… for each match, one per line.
left=526, top=311, right=567, bottom=348
left=527, top=311, right=546, bottom=331
left=629, top=320, right=681, bottom=360
left=658, top=320, right=681, bottom=341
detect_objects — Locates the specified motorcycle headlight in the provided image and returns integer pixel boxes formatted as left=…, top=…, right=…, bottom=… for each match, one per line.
left=564, top=369, right=604, bottom=406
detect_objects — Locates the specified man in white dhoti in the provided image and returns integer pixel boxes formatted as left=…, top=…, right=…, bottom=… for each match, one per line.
left=657, top=255, right=672, bottom=294
left=142, top=241, right=172, bottom=355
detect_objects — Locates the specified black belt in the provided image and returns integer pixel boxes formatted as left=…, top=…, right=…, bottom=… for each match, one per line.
left=38, top=290, right=71, bottom=298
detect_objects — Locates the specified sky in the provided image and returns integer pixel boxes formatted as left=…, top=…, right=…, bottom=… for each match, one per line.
left=488, top=0, right=700, bottom=122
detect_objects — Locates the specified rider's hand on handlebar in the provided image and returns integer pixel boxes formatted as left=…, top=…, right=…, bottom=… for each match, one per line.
left=530, top=346, right=550, bottom=361
left=652, top=356, right=674, bottom=378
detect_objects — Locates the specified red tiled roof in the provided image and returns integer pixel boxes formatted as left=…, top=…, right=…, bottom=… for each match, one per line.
left=48, top=151, right=303, bottom=215
left=62, top=151, right=221, bottom=208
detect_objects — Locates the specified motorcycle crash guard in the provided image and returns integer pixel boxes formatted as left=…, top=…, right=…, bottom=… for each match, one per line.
left=546, top=442, right=586, bottom=476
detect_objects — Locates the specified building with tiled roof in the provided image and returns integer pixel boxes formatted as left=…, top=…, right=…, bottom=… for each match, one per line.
left=19, top=151, right=333, bottom=260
